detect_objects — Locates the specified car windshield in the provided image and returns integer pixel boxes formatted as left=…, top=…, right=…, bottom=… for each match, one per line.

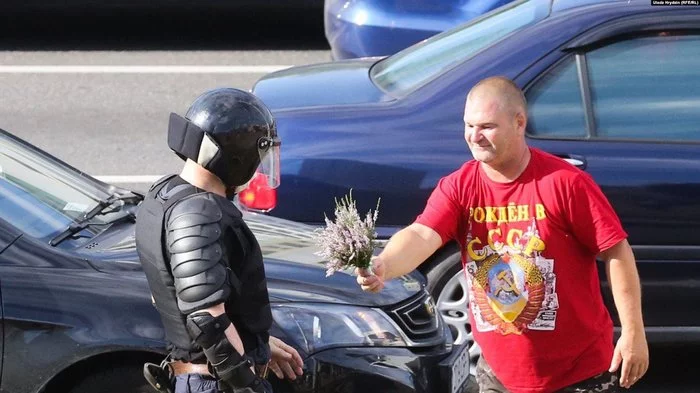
left=370, top=0, right=550, bottom=97
left=0, top=131, right=115, bottom=240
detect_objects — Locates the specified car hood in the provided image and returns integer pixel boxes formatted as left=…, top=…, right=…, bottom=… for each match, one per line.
left=252, top=58, right=394, bottom=110
left=83, top=212, right=424, bottom=308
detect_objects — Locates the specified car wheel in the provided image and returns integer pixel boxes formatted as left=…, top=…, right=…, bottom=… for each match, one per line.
left=67, top=365, right=157, bottom=393
left=423, top=249, right=481, bottom=377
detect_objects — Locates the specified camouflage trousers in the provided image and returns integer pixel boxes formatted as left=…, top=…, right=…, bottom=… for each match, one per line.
left=476, top=356, right=620, bottom=393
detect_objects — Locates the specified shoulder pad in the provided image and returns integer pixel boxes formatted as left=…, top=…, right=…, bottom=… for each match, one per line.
left=168, top=193, right=223, bottom=229
left=148, top=174, right=177, bottom=193
left=166, top=193, right=230, bottom=314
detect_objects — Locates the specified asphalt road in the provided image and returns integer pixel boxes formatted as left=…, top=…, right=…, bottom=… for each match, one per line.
left=0, top=10, right=697, bottom=393
left=0, top=9, right=329, bottom=193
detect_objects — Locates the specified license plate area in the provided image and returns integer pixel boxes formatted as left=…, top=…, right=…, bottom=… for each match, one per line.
left=439, top=343, right=471, bottom=393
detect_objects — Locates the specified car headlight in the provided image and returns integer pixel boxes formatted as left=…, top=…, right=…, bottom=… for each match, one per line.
left=272, top=303, right=407, bottom=353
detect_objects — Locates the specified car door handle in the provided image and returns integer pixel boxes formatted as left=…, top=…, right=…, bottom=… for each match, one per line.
left=563, top=158, right=585, bottom=167
left=554, top=154, right=587, bottom=170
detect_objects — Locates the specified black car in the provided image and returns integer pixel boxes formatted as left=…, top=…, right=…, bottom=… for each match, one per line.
left=0, top=128, right=473, bottom=393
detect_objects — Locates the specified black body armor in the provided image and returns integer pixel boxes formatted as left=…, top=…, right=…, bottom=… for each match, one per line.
left=135, top=175, right=272, bottom=366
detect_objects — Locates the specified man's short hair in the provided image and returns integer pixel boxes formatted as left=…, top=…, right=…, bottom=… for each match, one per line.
left=467, top=76, right=527, bottom=116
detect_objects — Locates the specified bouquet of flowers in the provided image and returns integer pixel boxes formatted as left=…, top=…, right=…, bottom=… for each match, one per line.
left=314, top=191, right=380, bottom=277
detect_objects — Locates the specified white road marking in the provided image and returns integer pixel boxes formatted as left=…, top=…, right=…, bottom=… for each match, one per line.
left=95, top=175, right=163, bottom=183
left=0, top=65, right=291, bottom=73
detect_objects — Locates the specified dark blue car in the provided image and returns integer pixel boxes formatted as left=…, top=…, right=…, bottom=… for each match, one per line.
left=324, top=0, right=514, bottom=59
left=252, top=0, right=700, bottom=376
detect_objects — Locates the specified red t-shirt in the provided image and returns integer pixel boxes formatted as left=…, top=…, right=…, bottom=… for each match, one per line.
left=416, top=148, right=627, bottom=393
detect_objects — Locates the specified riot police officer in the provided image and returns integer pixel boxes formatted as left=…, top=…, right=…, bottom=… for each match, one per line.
left=135, top=88, right=301, bottom=393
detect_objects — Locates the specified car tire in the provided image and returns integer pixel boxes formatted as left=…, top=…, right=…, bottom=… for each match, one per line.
left=67, top=364, right=156, bottom=393
left=421, top=244, right=481, bottom=377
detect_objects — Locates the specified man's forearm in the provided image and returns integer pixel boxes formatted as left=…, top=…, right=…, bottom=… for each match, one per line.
left=205, top=303, right=246, bottom=356
left=380, top=225, right=441, bottom=280
left=605, top=244, right=644, bottom=334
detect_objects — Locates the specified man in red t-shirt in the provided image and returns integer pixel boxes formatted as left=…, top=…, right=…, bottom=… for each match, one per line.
left=356, top=77, right=649, bottom=393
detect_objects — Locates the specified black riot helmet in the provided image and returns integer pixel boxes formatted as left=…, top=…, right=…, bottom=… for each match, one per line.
left=167, top=88, right=280, bottom=191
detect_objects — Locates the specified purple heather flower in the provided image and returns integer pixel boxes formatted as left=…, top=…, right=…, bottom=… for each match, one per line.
left=314, top=191, right=380, bottom=277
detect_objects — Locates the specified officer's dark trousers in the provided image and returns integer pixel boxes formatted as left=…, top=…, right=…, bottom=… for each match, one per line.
left=175, top=374, right=220, bottom=393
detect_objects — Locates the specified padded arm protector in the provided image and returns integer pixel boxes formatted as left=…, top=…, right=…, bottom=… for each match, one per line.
left=167, top=193, right=235, bottom=314
left=186, top=312, right=267, bottom=393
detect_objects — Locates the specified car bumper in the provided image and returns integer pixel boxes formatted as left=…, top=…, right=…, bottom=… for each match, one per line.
left=324, top=0, right=444, bottom=59
left=324, top=0, right=514, bottom=59
left=270, top=344, right=475, bottom=393
left=326, top=18, right=441, bottom=60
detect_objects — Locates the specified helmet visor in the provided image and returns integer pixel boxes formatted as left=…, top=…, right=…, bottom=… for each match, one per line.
left=259, top=137, right=281, bottom=189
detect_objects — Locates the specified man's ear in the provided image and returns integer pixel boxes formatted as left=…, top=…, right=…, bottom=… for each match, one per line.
left=515, top=111, right=527, bottom=134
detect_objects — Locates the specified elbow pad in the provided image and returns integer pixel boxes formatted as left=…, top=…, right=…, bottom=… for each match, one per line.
left=186, top=312, right=268, bottom=393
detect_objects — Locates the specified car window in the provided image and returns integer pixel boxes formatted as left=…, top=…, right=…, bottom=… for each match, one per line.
left=527, top=33, right=700, bottom=142
left=0, top=132, right=112, bottom=239
left=587, top=34, right=700, bottom=141
left=526, top=56, right=587, bottom=138
left=370, top=0, right=550, bottom=97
